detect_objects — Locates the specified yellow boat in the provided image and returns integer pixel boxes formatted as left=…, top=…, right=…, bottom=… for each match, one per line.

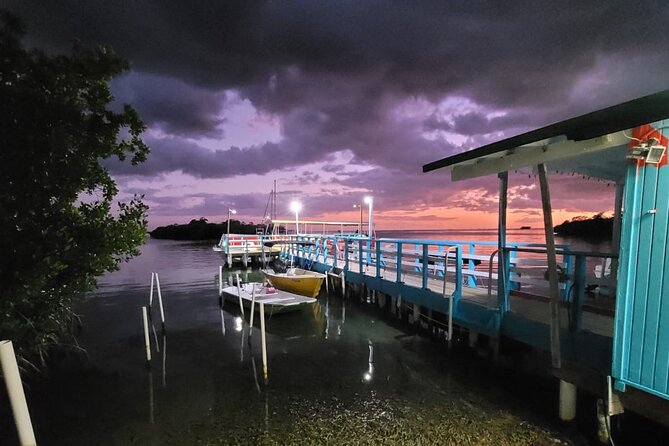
left=262, top=267, right=326, bottom=298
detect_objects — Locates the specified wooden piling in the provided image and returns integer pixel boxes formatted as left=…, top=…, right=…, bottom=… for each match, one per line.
left=538, top=163, right=562, bottom=369
left=0, top=340, right=37, bottom=446
left=155, top=273, right=166, bottom=331
left=142, top=306, right=152, bottom=367
left=260, top=302, right=268, bottom=382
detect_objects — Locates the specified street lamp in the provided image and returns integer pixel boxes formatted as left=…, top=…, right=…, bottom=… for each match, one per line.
left=290, top=201, right=302, bottom=235
left=227, top=208, right=237, bottom=237
left=353, top=203, right=363, bottom=235
left=364, top=196, right=373, bottom=237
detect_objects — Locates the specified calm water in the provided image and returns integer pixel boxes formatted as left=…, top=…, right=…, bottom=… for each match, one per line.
left=2, top=235, right=615, bottom=445
left=377, top=228, right=612, bottom=253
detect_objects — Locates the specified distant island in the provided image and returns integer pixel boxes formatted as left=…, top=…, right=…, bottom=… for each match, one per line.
left=150, top=218, right=269, bottom=241
left=519, top=226, right=531, bottom=230
left=553, top=213, right=613, bottom=240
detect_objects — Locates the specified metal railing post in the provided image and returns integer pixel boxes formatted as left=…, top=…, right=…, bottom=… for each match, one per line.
left=455, top=245, right=463, bottom=300
left=376, top=241, right=382, bottom=278
left=468, top=243, right=477, bottom=287
left=421, top=244, right=429, bottom=289
left=396, top=243, right=403, bottom=283
left=572, top=255, right=586, bottom=331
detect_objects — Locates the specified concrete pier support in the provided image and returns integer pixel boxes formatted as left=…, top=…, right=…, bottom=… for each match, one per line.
left=378, top=293, right=386, bottom=309
left=413, top=304, right=420, bottom=326
left=559, top=380, right=577, bottom=422
left=596, top=399, right=609, bottom=443
left=469, top=330, right=479, bottom=348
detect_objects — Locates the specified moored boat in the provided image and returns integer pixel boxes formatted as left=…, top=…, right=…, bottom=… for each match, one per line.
left=262, top=267, right=326, bottom=298
left=220, top=282, right=316, bottom=314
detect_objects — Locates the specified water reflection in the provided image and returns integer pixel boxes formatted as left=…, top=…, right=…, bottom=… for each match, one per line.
left=161, top=334, right=167, bottom=388
left=364, top=340, right=374, bottom=382
left=15, top=238, right=595, bottom=445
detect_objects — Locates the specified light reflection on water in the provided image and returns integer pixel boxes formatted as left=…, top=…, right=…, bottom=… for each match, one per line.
left=3, top=237, right=592, bottom=445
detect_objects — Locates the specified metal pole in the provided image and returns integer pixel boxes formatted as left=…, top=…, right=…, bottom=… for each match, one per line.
left=227, top=208, right=231, bottom=238
left=611, top=180, right=624, bottom=281
left=0, top=341, right=37, bottom=446
left=498, top=171, right=509, bottom=312
left=295, top=209, right=299, bottom=235
left=368, top=200, right=373, bottom=238
left=537, top=163, right=562, bottom=369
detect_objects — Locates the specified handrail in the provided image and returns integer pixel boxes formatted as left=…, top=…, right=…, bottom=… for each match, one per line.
left=438, top=245, right=458, bottom=342
left=506, top=246, right=618, bottom=258
left=487, top=249, right=499, bottom=300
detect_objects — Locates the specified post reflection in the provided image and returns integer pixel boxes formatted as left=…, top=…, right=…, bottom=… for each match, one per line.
left=363, top=340, right=374, bottom=382
left=162, top=333, right=167, bottom=388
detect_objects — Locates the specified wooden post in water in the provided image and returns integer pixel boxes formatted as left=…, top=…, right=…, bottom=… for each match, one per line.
left=142, top=306, right=152, bottom=368
left=249, top=284, right=256, bottom=338
left=235, top=273, right=246, bottom=318
left=260, top=302, right=268, bottom=382
left=0, top=340, right=37, bottom=446
left=149, top=272, right=155, bottom=307
left=218, top=265, right=223, bottom=295
left=155, top=273, right=166, bottom=331
left=537, top=163, right=562, bottom=369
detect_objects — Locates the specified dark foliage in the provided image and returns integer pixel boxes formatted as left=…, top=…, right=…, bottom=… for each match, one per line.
left=0, top=11, right=149, bottom=364
left=553, top=213, right=613, bottom=240
left=150, top=218, right=264, bottom=241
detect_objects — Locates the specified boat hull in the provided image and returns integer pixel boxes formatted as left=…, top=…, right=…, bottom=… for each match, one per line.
left=262, top=269, right=326, bottom=298
left=221, top=283, right=316, bottom=314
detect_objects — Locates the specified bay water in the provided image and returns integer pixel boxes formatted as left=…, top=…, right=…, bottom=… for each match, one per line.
left=1, top=233, right=611, bottom=445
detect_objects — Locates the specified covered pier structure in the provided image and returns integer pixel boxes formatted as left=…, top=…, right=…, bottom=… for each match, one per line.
left=279, top=90, right=669, bottom=425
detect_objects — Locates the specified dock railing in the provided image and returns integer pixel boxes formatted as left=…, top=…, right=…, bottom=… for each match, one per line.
left=504, top=246, right=618, bottom=331
left=271, top=234, right=618, bottom=331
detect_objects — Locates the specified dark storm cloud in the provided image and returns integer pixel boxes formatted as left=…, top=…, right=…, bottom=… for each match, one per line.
left=424, top=109, right=538, bottom=137
left=111, top=73, right=225, bottom=137
left=6, top=0, right=669, bottom=185
left=10, top=0, right=669, bottom=104
left=147, top=192, right=269, bottom=219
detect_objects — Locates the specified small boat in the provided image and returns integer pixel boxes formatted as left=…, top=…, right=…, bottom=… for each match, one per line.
left=262, top=267, right=326, bottom=298
left=220, top=282, right=316, bottom=314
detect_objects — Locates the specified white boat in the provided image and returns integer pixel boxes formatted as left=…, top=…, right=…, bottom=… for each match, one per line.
left=220, top=282, right=316, bottom=314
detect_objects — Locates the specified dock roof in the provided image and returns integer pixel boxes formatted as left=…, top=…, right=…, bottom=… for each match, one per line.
left=423, top=90, right=669, bottom=181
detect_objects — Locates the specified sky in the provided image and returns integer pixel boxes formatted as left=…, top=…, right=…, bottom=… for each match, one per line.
left=5, top=1, right=669, bottom=230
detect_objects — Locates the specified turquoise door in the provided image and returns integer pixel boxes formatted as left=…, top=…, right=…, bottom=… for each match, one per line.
left=613, top=121, right=669, bottom=400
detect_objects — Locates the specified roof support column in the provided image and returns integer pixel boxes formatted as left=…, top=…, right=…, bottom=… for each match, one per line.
left=497, top=171, right=508, bottom=312
left=538, top=163, right=562, bottom=369
left=611, top=180, right=625, bottom=281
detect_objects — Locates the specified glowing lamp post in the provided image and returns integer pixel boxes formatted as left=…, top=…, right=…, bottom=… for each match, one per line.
left=227, top=208, right=237, bottom=237
left=290, top=201, right=302, bottom=235
left=364, top=196, right=373, bottom=237
left=353, top=203, right=363, bottom=235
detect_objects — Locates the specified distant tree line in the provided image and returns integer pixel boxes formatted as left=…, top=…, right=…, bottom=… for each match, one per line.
left=150, top=218, right=270, bottom=240
left=553, top=213, right=613, bottom=240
